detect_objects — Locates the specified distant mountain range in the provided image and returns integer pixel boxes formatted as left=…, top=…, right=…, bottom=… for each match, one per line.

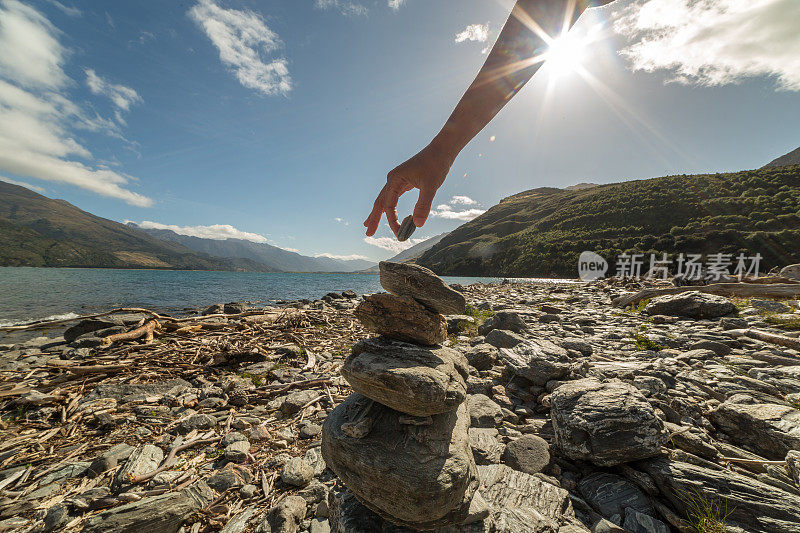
left=0, top=181, right=274, bottom=271
left=360, top=232, right=449, bottom=273
left=130, top=224, right=375, bottom=272
left=0, top=181, right=373, bottom=272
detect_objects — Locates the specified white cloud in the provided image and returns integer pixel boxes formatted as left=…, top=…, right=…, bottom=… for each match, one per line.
left=614, top=0, right=800, bottom=91
left=430, top=205, right=486, bottom=221
left=315, top=0, right=367, bottom=17
left=85, top=69, right=142, bottom=111
left=387, top=0, right=406, bottom=10
left=333, top=217, right=350, bottom=226
left=189, top=0, right=291, bottom=96
left=0, top=0, right=152, bottom=206
left=314, top=252, right=370, bottom=261
left=429, top=196, right=485, bottom=221
left=132, top=220, right=268, bottom=243
left=455, top=23, right=489, bottom=44
left=450, top=195, right=477, bottom=206
left=43, top=0, right=80, bottom=17
left=0, top=175, right=45, bottom=193
left=364, top=236, right=427, bottom=254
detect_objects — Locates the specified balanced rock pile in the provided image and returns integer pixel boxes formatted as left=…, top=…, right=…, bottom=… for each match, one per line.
left=321, top=261, right=486, bottom=529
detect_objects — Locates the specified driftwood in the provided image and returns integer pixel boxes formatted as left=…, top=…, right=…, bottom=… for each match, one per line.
left=102, top=319, right=159, bottom=346
left=725, top=329, right=800, bottom=352
left=613, top=283, right=800, bottom=308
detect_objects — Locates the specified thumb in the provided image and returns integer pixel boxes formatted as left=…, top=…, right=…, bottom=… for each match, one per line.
left=413, top=188, right=436, bottom=227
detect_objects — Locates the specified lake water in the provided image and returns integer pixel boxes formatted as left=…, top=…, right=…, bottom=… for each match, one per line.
left=0, top=267, right=510, bottom=326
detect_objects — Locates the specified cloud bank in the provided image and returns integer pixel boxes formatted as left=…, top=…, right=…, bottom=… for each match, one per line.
left=455, top=23, right=489, bottom=43
left=314, top=252, right=370, bottom=261
left=0, top=0, right=151, bottom=206
left=430, top=195, right=486, bottom=221
left=364, top=236, right=427, bottom=254
left=132, top=220, right=269, bottom=243
left=189, top=0, right=291, bottom=96
left=614, top=0, right=800, bottom=91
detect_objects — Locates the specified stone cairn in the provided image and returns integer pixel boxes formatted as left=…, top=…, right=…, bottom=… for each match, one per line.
left=321, top=261, right=488, bottom=530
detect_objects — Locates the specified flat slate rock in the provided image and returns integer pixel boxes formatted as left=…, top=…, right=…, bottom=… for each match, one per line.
left=550, top=378, right=667, bottom=467
left=709, top=400, right=800, bottom=459
left=321, top=393, right=479, bottom=530
left=499, top=340, right=571, bottom=386
left=644, top=291, right=737, bottom=319
left=354, top=293, right=447, bottom=346
left=342, top=337, right=469, bottom=416
left=379, top=261, right=466, bottom=315
left=83, top=480, right=213, bottom=533
left=639, top=457, right=800, bottom=533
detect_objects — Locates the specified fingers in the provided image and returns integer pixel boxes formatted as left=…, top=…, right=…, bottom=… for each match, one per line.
left=413, top=187, right=437, bottom=227
left=383, top=183, right=403, bottom=237
left=364, top=187, right=386, bottom=237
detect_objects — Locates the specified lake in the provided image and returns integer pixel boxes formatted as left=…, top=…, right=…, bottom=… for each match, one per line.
left=0, top=267, right=508, bottom=326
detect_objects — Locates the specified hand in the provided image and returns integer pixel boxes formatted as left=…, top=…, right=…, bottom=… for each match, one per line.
left=364, top=140, right=454, bottom=237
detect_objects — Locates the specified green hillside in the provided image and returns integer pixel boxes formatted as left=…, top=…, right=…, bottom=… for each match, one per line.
left=417, top=165, right=800, bottom=277
left=0, top=181, right=276, bottom=271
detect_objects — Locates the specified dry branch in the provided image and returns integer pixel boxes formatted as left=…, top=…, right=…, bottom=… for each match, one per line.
left=725, top=329, right=800, bottom=352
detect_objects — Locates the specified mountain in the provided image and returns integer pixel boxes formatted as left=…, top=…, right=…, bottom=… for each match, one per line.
left=764, top=146, right=800, bottom=168
left=0, top=181, right=276, bottom=271
left=360, top=232, right=449, bottom=273
left=416, top=165, right=800, bottom=277
left=131, top=225, right=375, bottom=272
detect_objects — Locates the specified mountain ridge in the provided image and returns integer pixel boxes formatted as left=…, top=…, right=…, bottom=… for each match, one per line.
left=416, top=165, right=800, bottom=277
left=0, top=181, right=275, bottom=271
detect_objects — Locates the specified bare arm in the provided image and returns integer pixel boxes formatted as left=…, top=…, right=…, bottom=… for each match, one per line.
left=365, top=0, right=614, bottom=237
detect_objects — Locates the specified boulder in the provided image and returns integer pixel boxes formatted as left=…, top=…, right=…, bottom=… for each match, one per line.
left=477, top=464, right=576, bottom=532
left=469, top=428, right=504, bottom=465
left=644, top=291, right=736, bottom=319
left=467, top=394, right=503, bottom=428
left=499, top=341, right=571, bottom=386
left=112, top=445, right=163, bottom=492
left=321, top=393, right=478, bottom=529
left=484, top=329, right=527, bottom=349
left=550, top=379, right=667, bottom=466
left=281, top=458, right=314, bottom=487
left=780, top=264, right=800, bottom=281
left=259, top=495, right=307, bottom=533
left=503, top=435, right=550, bottom=475
left=709, top=400, right=800, bottom=459
left=578, top=472, right=653, bottom=524
left=639, top=457, right=800, bottom=533
left=786, top=450, right=800, bottom=488
left=64, top=318, right=120, bottom=344
left=354, top=293, right=447, bottom=345
left=477, top=312, right=527, bottom=336
left=379, top=261, right=466, bottom=315
left=342, top=337, right=469, bottom=416
left=465, top=343, right=498, bottom=371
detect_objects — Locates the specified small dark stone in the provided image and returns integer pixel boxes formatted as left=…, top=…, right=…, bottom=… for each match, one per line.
left=397, top=215, right=416, bottom=242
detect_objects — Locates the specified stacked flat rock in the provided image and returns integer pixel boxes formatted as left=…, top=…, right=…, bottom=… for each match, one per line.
left=322, top=262, right=484, bottom=530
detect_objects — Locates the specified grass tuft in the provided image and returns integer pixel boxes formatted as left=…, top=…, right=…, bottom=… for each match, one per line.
left=629, top=326, right=664, bottom=351
left=678, top=488, right=734, bottom=533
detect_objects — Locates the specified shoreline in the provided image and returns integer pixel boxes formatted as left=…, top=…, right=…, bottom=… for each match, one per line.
left=3, top=279, right=797, bottom=531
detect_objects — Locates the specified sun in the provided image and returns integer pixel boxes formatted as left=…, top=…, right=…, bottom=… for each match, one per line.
left=543, top=33, right=588, bottom=78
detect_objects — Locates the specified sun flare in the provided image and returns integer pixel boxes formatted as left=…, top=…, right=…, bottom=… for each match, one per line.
left=543, top=33, right=588, bottom=78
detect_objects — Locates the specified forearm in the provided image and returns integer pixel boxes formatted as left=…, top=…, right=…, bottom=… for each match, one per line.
left=432, top=0, right=590, bottom=161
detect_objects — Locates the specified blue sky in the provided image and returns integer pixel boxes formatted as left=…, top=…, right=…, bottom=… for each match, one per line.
left=1, top=0, right=798, bottom=262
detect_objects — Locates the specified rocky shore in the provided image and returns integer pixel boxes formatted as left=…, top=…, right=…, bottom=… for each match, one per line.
left=0, top=264, right=800, bottom=532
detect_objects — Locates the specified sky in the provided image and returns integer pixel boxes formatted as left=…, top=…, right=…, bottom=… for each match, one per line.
left=0, top=0, right=798, bottom=262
